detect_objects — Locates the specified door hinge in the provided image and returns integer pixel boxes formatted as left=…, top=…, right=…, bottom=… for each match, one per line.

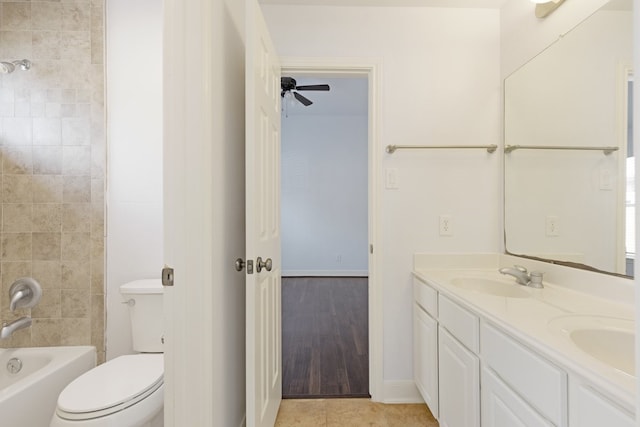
left=161, top=266, right=174, bottom=286
left=370, top=244, right=374, bottom=254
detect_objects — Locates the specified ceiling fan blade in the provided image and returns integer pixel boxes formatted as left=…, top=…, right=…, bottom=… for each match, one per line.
left=295, top=84, right=330, bottom=91
left=294, top=91, right=313, bottom=106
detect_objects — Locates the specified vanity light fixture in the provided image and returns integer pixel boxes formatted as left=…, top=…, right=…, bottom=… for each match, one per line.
left=530, top=0, right=566, bottom=19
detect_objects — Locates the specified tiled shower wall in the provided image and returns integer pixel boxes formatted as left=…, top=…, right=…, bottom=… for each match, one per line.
left=0, top=0, right=105, bottom=363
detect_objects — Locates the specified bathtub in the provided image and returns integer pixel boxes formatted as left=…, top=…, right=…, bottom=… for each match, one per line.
left=0, top=346, right=96, bottom=427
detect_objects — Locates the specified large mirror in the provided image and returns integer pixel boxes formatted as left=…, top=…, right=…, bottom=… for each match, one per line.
left=504, top=0, right=634, bottom=276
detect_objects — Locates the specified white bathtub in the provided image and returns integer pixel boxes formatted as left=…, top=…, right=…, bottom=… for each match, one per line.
left=0, top=346, right=96, bottom=427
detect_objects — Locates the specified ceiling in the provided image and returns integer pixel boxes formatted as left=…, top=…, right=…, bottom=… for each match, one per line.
left=260, top=0, right=508, bottom=8
left=283, top=76, right=368, bottom=116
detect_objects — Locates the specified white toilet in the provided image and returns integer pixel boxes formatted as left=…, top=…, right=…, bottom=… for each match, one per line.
left=50, top=280, right=164, bottom=427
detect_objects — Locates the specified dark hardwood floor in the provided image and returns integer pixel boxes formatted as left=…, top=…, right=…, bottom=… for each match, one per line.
left=282, top=277, right=369, bottom=399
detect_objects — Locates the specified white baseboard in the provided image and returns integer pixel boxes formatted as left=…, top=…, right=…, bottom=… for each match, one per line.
left=282, top=270, right=368, bottom=277
left=382, top=380, right=424, bottom=404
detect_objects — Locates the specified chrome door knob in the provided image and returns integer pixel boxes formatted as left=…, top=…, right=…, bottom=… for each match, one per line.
left=256, top=257, right=272, bottom=273
left=235, top=258, right=246, bottom=272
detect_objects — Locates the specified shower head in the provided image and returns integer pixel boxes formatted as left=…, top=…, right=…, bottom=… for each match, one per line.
left=0, top=59, right=31, bottom=74
left=13, top=59, right=31, bottom=71
left=0, top=62, right=15, bottom=74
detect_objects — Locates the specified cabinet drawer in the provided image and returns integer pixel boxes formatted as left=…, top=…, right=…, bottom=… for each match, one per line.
left=414, top=278, right=437, bottom=318
left=438, top=294, right=479, bottom=353
left=482, top=323, right=567, bottom=427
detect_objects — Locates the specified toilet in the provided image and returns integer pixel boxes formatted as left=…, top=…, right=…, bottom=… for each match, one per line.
left=50, top=280, right=164, bottom=427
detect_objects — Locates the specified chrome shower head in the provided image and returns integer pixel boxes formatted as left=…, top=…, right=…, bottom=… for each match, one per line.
left=13, top=59, right=31, bottom=71
left=0, top=62, right=15, bottom=74
left=0, top=60, right=31, bottom=74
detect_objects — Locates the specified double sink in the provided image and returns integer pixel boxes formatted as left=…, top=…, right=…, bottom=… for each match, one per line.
left=447, top=274, right=635, bottom=378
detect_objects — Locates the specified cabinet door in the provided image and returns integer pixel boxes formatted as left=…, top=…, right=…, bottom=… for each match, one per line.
left=482, top=367, right=554, bottom=427
left=570, top=382, right=635, bottom=427
left=414, top=304, right=438, bottom=417
left=438, top=327, right=479, bottom=427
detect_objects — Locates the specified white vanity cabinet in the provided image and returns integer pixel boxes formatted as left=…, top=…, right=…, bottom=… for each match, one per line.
left=482, top=366, right=554, bottom=427
left=482, top=323, right=567, bottom=427
left=438, top=327, right=480, bottom=427
left=413, top=278, right=439, bottom=417
left=569, top=379, right=635, bottom=427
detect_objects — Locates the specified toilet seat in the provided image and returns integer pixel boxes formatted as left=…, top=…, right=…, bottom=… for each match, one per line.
left=56, top=354, right=163, bottom=421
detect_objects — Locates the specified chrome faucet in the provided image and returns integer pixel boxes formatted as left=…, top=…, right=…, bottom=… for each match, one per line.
left=0, top=317, right=32, bottom=340
left=498, top=265, right=544, bottom=288
left=9, top=277, right=42, bottom=311
left=1, top=278, right=42, bottom=340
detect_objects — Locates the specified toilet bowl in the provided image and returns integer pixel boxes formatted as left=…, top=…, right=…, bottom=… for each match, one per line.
left=51, top=280, right=164, bottom=427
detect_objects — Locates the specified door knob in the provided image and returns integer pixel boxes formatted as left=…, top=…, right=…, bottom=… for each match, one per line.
left=256, top=257, right=272, bottom=273
left=235, top=258, right=245, bottom=272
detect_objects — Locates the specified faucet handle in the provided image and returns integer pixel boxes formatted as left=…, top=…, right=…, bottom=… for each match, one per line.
left=529, top=271, right=544, bottom=288
left=8, top=278, right=42, bottom=311
left=514, top=265, right=528, bottom=273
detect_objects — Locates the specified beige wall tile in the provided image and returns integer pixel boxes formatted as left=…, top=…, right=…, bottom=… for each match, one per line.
left=60, top=317, right=90, bottom=345
left=3, top=175, right=32, bottom=202
left=1, top=31, right=32, bottom=58
left=0, top=0, right=104, bottom=353
left=31, top=288, right=61, bottom=318
left=32, top=232, right=61, bottom=260
left=32, top=203, right=62, bottom=231
left=3, top=203, right=32, bottom=232
left=2, top=232, right=32, bottom=260
left=32, top=3, right=62, bottom=31
left=61, top=260, right=89, bottom=289
left=62, top=175, right=90, bottom=202
left=61, top=31, right=90, bottom=59
left=33, top=146, right=63, bottom=174
left=33, top=175, right=63, bottom=202
left=31, top=318, right=63, bottom=346
left=3, top=146, right=33, bottom=174
left=62, top=2, right=91, bottom=31
left=33, top=31, right=62, bottom=60
left=1, top=3, right=31, bottom=30
left=33, top=260, right=62, bottom=289
left=62, top=202, right=91, bottom=232
left=61, top=288, right=89, bottom=317
left=61, top=231, right=89, bottom=261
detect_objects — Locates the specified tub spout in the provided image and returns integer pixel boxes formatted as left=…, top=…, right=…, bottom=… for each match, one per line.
left=0, top=316, right=32, bottom=340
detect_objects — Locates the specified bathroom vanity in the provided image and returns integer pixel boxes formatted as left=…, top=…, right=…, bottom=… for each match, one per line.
left=412, top=254, right=635, bottom=427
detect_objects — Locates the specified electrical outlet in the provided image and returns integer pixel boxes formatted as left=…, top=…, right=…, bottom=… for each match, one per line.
left=336, top=254, right=342, bottom=264
left=439, top=215, right=453, bottom=236
left=546, top=216, right=559, bottom=236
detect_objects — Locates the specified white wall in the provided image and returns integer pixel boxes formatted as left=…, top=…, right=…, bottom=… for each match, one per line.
left=105, top=0, right=164, bottom=359
left=263, top=5, right=502, bottom=397
left=282, top=113, right=368, bottom=276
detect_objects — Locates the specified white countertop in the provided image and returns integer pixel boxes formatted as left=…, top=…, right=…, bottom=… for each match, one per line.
left=413, top=267, right=636, bottom=413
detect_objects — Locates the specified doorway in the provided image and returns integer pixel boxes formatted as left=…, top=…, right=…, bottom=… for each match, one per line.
left=280, top=74, right=371, bottom=398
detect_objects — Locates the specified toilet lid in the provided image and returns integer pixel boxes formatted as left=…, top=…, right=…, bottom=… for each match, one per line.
left=57, top=354, right=163, bottom=420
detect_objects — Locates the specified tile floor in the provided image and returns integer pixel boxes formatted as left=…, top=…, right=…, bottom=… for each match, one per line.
left=275, top=398, right=439, bottom=427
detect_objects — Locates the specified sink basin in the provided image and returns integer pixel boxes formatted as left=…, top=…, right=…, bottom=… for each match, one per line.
left=549, top=315, right=635, bottom=376
left=449, top=277, right=531, bottom=298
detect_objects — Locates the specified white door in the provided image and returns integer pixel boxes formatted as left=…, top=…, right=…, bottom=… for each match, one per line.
left=245, top=0, right=282, bottom=426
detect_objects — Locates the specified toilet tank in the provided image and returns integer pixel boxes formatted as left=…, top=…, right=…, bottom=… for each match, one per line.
left=120, top=279, right=164, bottom=353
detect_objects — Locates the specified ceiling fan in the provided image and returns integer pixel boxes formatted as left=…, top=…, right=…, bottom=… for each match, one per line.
left=280, top=77, right=330, bottom=107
